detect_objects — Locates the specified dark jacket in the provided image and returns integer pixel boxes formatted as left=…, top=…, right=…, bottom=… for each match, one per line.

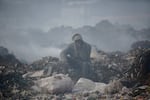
left=60, top=41, right=91, bottom=63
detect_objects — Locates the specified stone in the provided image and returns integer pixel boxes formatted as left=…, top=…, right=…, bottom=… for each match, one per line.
left=35, top=74, right=74, bottom=94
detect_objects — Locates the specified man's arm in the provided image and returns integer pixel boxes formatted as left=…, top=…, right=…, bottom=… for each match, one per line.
left=60, top=44, right=72, bottom=62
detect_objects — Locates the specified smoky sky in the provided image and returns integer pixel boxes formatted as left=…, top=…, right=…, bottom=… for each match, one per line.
left=0, top=0, right=150, bottom=29
left=0, top=0, right=150, bottom=63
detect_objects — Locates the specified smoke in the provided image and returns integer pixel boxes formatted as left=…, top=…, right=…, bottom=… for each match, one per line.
left=0, top=0, right=150, bottom=63
left=0, top=20, right=149, bottom=63
left=0, top=27, right=62, bottom=63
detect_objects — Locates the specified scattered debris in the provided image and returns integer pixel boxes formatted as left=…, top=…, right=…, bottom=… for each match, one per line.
left=0, top=40, right=150, bottom=99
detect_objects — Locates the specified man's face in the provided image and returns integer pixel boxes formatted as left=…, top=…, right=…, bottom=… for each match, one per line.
left=75, top=39, right=83, bottom=46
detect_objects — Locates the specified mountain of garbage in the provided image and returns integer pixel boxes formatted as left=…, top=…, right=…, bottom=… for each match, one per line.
left=0, top=40, right=150, bottom=100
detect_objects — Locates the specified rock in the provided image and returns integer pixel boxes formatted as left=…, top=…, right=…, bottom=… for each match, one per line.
left=131, top=85, right=150, bottom=97
left=65, top=93, right=73, bottom=99
left=121, top=87, right=130, bottom=95
left=23, top=70, right=44, bottom=78
left=90, top=46, right=106, bottom=61
left=83, top=92, right=90, bottom=97
left=31, top=85, right=41, bottom=92
left=122, top=95, right=131, bottom=100
left=104, top=80, right=123, bottom=94
left=73, top=78, right=107, bottom=94
left=87, top=93, right=98, bottom=100
left=93, top=82, right=107, bottom=93
left=35, top=74, right=74, bottom=94
left=73, top=78, right=95, bottom=93
left=138, top=85, right=149, bottom=90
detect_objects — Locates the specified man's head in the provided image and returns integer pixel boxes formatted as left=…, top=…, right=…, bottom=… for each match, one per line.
left=72, top=33, right=83, bottom=42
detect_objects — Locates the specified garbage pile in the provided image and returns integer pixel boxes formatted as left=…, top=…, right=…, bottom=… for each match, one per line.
left=123, top=48, right=150, bottom=84
left=0, top=47, right=32, bottom=99
left=28, top=49, right=131, bottom=83
left=0, top=40, right=150, bottom=99
left=91, top=50, right=130, bottom=83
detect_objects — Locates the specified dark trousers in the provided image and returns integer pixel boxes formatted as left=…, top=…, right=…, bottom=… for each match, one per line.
left=67, top=58, right=91, bottom=79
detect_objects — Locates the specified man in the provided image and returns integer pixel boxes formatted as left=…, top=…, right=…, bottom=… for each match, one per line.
left=60, top=33, right=91, bottom=79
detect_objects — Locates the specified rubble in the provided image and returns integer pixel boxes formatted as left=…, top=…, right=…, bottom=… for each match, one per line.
left=104, top=79, right=123, bottom=94
left=123, top=48, right=150, bottom=84
left=73, top=78, right=96, bottom=93
left=0, top=47, right=32, bottom=99
left=0, top=40, right=150, bottom=99
left=91, top=50, right=130, bottom=83
left=29, top=56, right=59, bottom=71
left=23, top=70, right=44, bottom=78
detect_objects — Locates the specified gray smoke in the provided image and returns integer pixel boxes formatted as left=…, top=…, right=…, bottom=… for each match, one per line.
left=0, top=0, right=150, bottom=63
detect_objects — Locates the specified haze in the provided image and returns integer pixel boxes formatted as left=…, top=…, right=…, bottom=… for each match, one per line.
left=0, top=0, right=150, bottom=63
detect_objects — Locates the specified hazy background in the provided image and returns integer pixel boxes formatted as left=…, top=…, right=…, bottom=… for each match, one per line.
left=0, top=0, right=150, bottom=63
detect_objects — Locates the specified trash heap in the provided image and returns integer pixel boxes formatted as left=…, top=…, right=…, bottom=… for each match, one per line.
left=0, top=47, right=32, bottom=99
left=91, top=50, right=130, bottom=83
left=0, top=40, right=150, bottom=100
